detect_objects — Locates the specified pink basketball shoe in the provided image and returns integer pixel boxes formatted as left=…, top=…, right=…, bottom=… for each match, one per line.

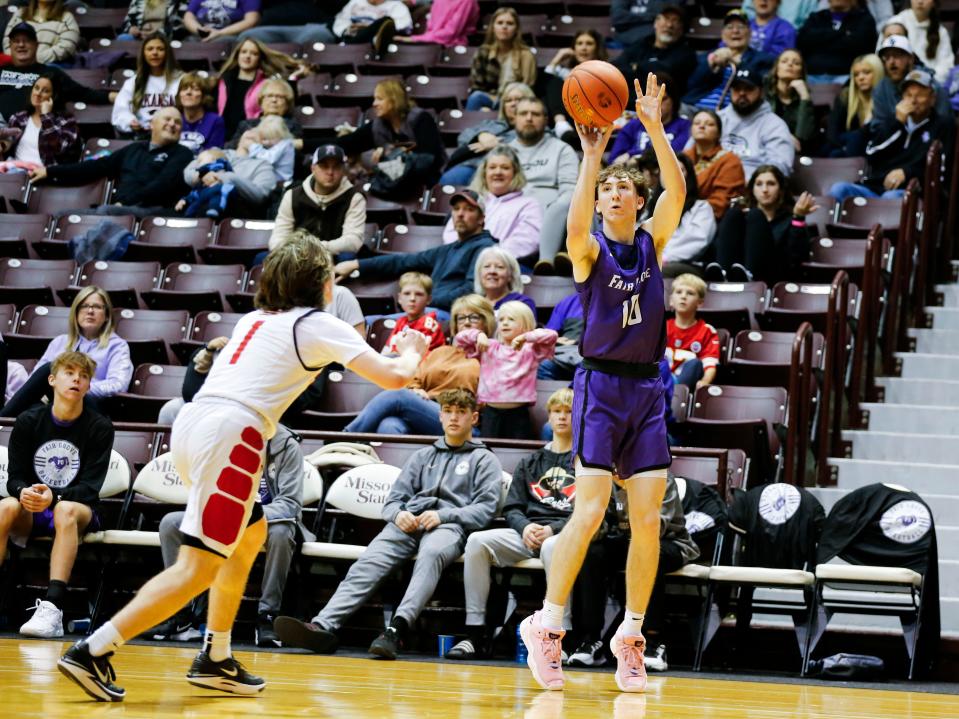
left=519, top=612, right=565, bottom=691
left=610, top=632, right=647, bottom=692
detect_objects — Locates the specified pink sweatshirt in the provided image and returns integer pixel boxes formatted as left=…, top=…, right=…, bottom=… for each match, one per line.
left=455, top=327, right=557, bottom=404
left=405, top=0, right=479, bottom=47
left=443, top=190, right=543, bottom=259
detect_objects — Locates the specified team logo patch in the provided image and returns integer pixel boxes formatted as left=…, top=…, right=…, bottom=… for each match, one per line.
left=880, top=500, right=932, bottom=544
left=33, top=440, right=81, bottom=488
left=691, top=341, right=702, bottom=353
left=684, top=510, right=715, bottom=534
left=758, top=484, right=801, bottom=525
left=529, top=466, right=576, bottom=510
left=454, top=460, right=470, bottom=476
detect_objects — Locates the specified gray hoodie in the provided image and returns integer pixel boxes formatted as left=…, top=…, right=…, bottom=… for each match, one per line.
left=182, top=148, right=276, bottom=207
left=718, top=101, right=795, bottom=179
left=508, top=133, right=579, bottom=208
left=261, top=424, right=306, bottom=527
left=381, top=438, right=503, bottom=535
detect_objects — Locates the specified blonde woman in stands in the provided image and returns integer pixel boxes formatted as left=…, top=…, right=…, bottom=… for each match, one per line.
left=111, top=32, right=182, bottom=139
left=442, top=146, right=542, bottom=268
left=1, top=0, right=79, bottom=65
left=826, top=53, right=884, bottom=157
left=466, top=7, right=536, bottom=111
left=0, top=287, right=133, bottom=418
left=344, top=294, right=492, bottom=435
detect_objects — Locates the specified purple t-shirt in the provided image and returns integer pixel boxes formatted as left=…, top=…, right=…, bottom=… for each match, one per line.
left=180, top=111, right=226, bottom=154
left=575, top=229, right=666, bottom=365
left=187, top=0, right=260, bottom=28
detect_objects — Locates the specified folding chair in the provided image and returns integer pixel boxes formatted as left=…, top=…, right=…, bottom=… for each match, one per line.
left=2, top=305, right=71, bottom=358
left=125, top=217, right=216, bottom=265
left=173, top=310, right=245, bottom=364
left=805, top=484, right=937, bottom=679
left=36, top=212, right=137, bottom=261
left=297, top=370, right=386, bottom=430
left=696, top=483, right=824, bottom=671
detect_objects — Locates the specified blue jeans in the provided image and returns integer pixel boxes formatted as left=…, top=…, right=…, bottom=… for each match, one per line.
left=829, top=182, right=906, bottom=202
left=676, top=358, right=704, bottom=390
left=239, top=24, right=337, bottom=44
left=343, top=389, right=443, bottom=435
left=465, top=91, right=497, bottom=111
left=537, top=358, right=574, bottom=381
left=438, top=164, right=477, bottom=186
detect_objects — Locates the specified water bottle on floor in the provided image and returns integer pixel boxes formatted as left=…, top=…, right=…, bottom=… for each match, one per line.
left=515, top=624, right=528, bottom=664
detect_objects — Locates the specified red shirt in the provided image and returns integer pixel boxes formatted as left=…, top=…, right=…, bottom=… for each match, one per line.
left=665, top=318, right=720, bottom=374
left=384, top=312, right=446, bottom=354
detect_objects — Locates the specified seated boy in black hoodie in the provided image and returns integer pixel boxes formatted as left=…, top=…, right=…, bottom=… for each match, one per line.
left=274, top=389, right=502, bottom=659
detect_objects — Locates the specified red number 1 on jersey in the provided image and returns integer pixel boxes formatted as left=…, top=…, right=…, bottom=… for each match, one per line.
left=230, top=320, right=264, bottom=364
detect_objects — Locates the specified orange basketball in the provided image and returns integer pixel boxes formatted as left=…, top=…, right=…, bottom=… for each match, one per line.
left=562, top=60, right=629, bottom=128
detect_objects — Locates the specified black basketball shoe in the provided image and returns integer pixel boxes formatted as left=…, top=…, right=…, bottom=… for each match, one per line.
left=57, top=640, right=125, bottom=702
left=186, top=651, right=266, bottom=695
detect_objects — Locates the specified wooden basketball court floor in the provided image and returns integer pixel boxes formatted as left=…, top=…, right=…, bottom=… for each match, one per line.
left=1, top=638, right=956, bottom=719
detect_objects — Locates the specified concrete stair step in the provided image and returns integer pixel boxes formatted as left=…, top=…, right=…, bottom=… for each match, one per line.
left=840, top=431, right=959, bottom=466
left=809, top=487, right=959, bottom=526
left=862, top=402, right=959, bottom=434
left=874, top=376, right=959, bottom=406
left=895, top=352, right=959, bottom=380
left=938, top=284, right=959, bottom=307
left=827, top=457, right=959, bottom=496
left=908, top=328, right=959, bottom=355
left=927, top=307, right=959, bottom=330
left=935, top=527, right=959, bottom=560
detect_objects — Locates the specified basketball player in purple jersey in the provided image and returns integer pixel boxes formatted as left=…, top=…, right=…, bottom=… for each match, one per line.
left=520, top=73, right=686, bottom=693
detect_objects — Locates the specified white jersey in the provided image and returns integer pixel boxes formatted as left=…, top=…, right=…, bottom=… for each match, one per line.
left=195, top=308, right=371, bottom=437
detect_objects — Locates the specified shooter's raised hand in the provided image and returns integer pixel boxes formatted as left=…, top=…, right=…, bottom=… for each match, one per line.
left=574, top=121, right=613, bottom=161
left=635, top=73, right=666, bottom=129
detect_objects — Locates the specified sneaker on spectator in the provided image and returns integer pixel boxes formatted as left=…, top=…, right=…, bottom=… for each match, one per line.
left=704, top=262, right=726, bottom=283
left=20, top=599, right=64, bottom=638
left=273, top=616, right=339, bottom=654
left=519, top=611, right=565, bottom=690
left=256, top=614, right=281, bottom=648
left=533, top=259, right=555, bottom=276
left=567, top=639, right=606, bottom=667
left=150, top=610, right=194, bottom=641
left=553, top=252, right=574, bottom=277
left=372, top=18, right=396, bottom=59
left=610, top=631, right=647, bottom=692
left=728, top=263, right=754, bottom=282
left=644, top=643, right=668, bottom=672
left=368, top=626, right=402, bottom=660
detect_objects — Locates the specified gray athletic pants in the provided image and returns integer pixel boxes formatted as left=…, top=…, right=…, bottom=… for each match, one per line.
left=538, top=192, right=573, bottom=262
left=159, top=511, right=296, bottom=616
left=463, top=527, right=571, bottom=629
left=314, top=522, right=464, bottom=629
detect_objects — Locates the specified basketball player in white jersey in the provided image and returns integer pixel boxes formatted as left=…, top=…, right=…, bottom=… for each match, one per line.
left=58, top=238, right=430, bottom=702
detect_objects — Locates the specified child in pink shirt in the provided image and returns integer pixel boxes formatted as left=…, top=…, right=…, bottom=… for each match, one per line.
left=455, top=300, right=556, bottom=439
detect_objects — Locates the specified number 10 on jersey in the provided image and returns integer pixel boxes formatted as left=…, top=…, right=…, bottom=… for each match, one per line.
left=622, top=294, right=643, bottom=328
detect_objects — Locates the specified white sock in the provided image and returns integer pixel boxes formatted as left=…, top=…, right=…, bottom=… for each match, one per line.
left=87, top=621, right=124, bottom=657
left=541, top=600, right=566, bottom=631
left=621, top=610, right=645, bottom=636
left=204, top=629, right=231, bottom=662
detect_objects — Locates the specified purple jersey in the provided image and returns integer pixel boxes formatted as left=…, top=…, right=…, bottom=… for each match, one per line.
left=575, top=229, right=666, bottom=365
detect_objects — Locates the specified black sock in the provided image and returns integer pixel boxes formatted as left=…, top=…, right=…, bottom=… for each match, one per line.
left=389, top=616, right=409, bottom=637
left=45, top=580, right=67, bottom=606
left=466, top=625, right=485, bottom=644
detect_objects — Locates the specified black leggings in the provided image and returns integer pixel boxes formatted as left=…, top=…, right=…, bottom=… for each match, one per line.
left=714, top=206, right=775, bottom=279
left=0, top=362, right=105, bottom=418
left=480, top=405, right=535, bottom=440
